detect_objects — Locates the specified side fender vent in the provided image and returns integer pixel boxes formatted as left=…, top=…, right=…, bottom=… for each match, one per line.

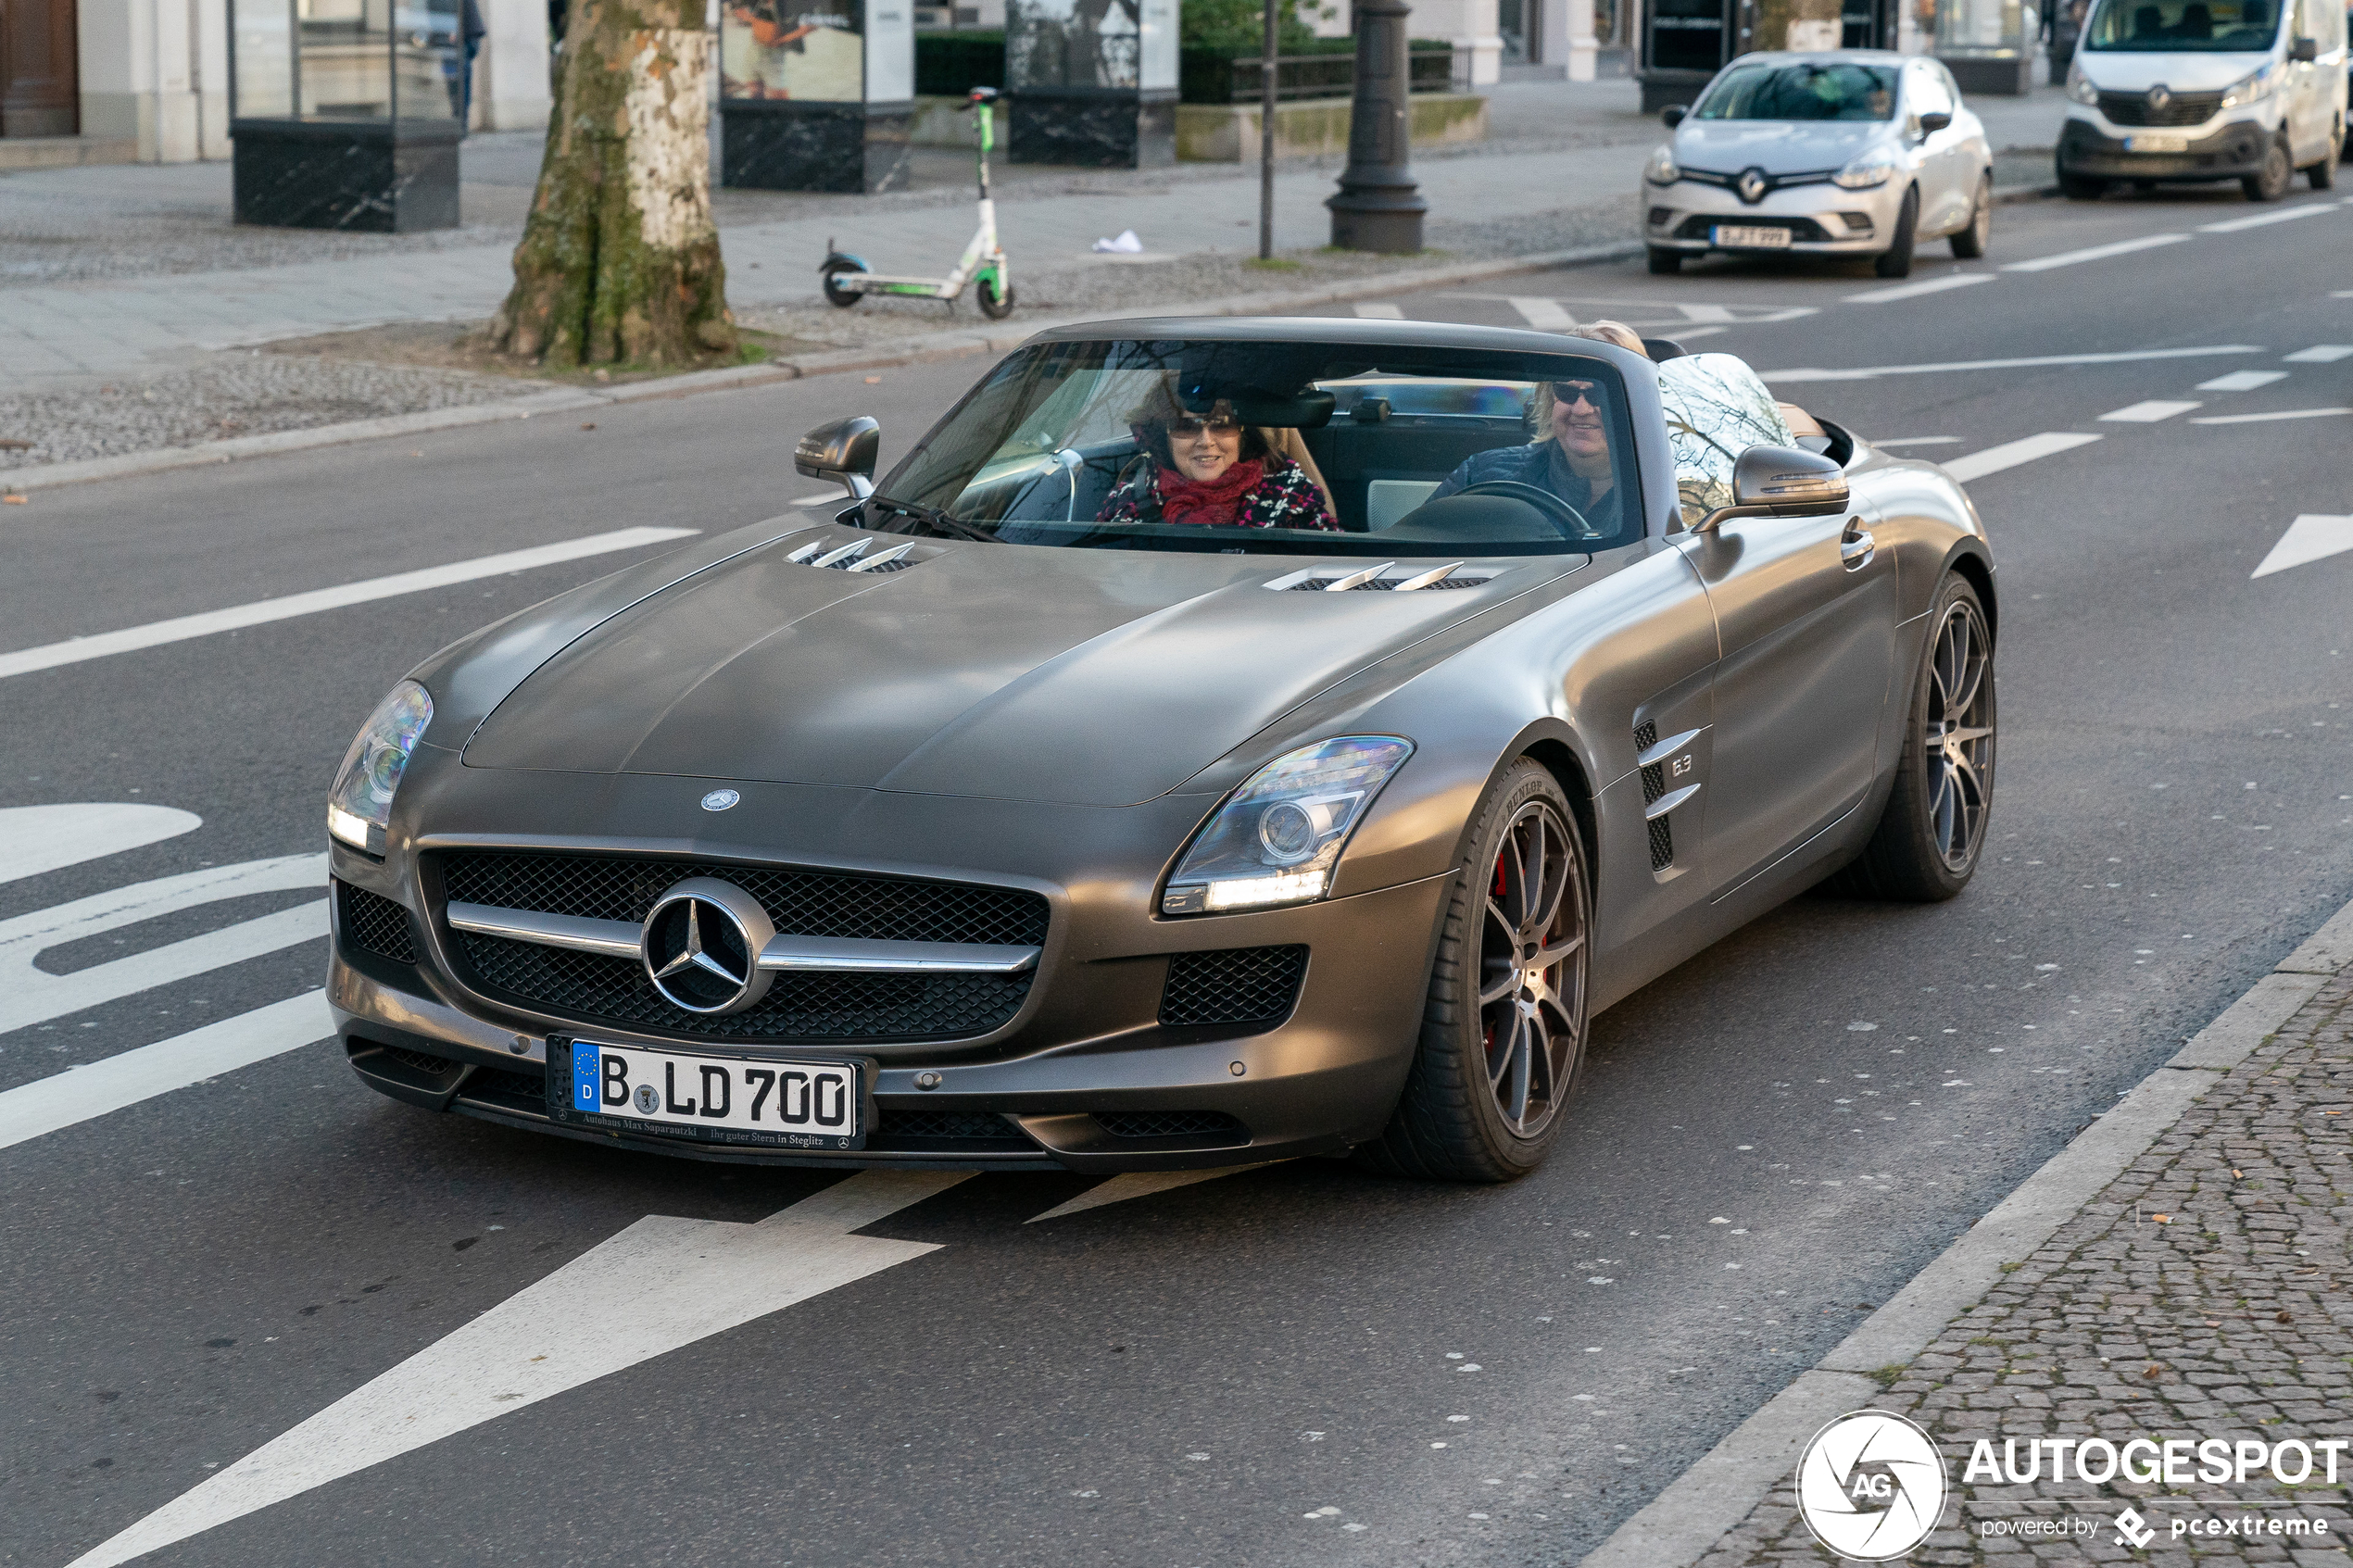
left=783, top=535, right=925, bottom=574
left=1635, top=721, right=1674, bottom=872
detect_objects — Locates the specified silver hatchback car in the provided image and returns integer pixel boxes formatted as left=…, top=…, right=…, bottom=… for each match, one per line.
left=1642, top=51, right=1996, bottom=278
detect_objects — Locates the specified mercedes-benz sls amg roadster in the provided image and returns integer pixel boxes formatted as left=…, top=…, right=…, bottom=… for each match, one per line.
left=326, top=318, right=1996, bottom=1181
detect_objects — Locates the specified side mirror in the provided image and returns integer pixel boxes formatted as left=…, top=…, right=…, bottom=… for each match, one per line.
left=1661, top=104, right=1687, bottom=128
left=2289, top=34, right=2318, bottom=60
left=795, top=415, right=880, bottom=499
left=1918, top=110, right=1953, bottom=132
left=1696, top=445, right=1851, bottom=532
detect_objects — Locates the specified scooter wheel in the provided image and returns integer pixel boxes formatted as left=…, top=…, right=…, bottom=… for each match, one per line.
left=977, top=277, right=1016, bottom=320
left=822, top=270, right=865, bottom=308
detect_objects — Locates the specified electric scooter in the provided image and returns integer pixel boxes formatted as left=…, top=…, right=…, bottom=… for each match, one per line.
left=819, top=87, right=1015, bottom=320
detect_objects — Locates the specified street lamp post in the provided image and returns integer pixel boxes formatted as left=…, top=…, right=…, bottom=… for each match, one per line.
left=1325, top=0, right=1427, bottom=252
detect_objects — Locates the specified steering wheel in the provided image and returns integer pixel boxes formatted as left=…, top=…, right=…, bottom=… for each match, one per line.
left=1455, top=480, right=1594, bottom=540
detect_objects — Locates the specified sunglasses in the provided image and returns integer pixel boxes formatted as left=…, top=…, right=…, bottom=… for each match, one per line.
left=1551, top=381, right=1608, bottom=408
left=1168, top=415, right=1242, bottom=437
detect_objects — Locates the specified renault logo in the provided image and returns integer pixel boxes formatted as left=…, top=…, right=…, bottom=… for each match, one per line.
left=1737, top=167, right=1771, bottom=204
left=2147, top=83, right=2171, bottom=112
left=640, top=877, right=777, bottom=1014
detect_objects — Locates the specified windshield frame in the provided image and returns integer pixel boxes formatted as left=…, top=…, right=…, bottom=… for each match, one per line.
left=1691, top=59, right=1902, bottom=121
left=865, top=334, right=1667, bottom=558
left=2080, top=0, right=2285, bottom=49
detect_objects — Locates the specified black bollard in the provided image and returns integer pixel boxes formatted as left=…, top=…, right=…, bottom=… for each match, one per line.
left=1326, top=0, right=1427, bottom=253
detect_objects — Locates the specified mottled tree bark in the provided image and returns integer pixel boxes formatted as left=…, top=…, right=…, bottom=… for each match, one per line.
left=491, top=0, right=733, bottom=369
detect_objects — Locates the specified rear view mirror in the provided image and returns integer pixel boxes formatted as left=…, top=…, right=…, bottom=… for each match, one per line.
left=1661, top=105, right=1687, bottom=128
left=2289, top=34, right=2318, bottom=59
left=1919, top=110, right=1953, bottom=132
left=1697, top=445, right=1851, bottom=532
left=795, top=415, right=881, bottom=499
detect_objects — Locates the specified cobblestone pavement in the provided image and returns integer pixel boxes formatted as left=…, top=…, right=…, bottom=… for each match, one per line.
left=1698, top=972, right=2353, bottom=1565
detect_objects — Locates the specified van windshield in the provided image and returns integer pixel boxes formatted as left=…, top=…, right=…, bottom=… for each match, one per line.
left=2082, top=0, right=2281, bottom=49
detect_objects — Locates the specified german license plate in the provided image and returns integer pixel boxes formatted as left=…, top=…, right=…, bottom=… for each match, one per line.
left=2126, top=134, right=2188, bottom=152
left=1713, top=224, right=1793, bottom=248
left=546, top=1037, right=864, bottom=1150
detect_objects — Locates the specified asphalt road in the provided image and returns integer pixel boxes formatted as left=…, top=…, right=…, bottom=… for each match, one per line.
left=4, top=183, right=2350, bottom=1568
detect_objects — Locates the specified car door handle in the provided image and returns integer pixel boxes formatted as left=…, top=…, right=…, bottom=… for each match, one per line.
left=1840, top=530, right=1875, bottom=571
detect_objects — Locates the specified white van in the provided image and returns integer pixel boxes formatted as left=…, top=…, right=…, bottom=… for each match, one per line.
left=2057, top=0, right=2347, bottom=198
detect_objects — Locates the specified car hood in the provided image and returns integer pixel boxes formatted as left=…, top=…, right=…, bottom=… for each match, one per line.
left=460, top=532, right=1561, bottom=807
left=1674, top=119, right=1891, bottom=171
left=2070, top=50, right=2272, bottom=91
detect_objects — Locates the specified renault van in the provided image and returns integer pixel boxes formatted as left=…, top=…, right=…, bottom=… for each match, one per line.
left=2057, top=0, right=2347, bottom=198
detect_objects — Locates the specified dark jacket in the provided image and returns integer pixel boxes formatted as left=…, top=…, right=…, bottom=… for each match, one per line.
left=1429, top=442, right=1624, bottom=537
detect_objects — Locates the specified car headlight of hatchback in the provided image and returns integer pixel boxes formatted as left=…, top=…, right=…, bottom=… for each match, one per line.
left=2220, top=63, right=2281, bottom=108
left=327, top=680, right=433, bottom=855
left=1832, top=155, right=1899, bottom=189
left=2065, top=64, right=2101, bottom=105
left=1644, top=144, right=1681, bottom=185
left=1161, top=736, right=1414, bottom=915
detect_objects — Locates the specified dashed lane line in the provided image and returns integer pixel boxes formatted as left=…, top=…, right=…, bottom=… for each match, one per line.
left=1999, top=232, right=2193, bottom=272
left=1843, top=272, right=1996, bottom=305
left=2196, top=369, right=2290, bottom=392
left=2190, top=406, right=2353, bottom=424
left=0, top=802, right=198, bottom=887
left=2196, top=201, right=2343, bottom=233
left=1353, top=302, right=1404, bottom=320
left=1941, top=432, right=2103, bottom=483
left=1760, top=345, right=2260, bottom=384
left=2098, top=400, right=2201, bottom=422
left=2252, top=514, right=2353, bottom=578
left=2283, top=345, right=2353, bottom=362
left=0, top=990, right=333, bottom=1152
left=0, top=525, right=698, bottom=682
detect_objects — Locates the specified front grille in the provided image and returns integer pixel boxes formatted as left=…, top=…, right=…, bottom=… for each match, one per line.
left=2099, top=89, right=2221, bottom=127
left=438, top=852, right=1047, bottom=947
left=338, top=881, right=418, bottom=963
left=466, top=1066, right=547, bottom=1107
left=1635, top=721, right=1674, bottom=872
left=1159, top=946, right=1308, bottom=1028
left=878, top=1109, right=1017, bottom=1141
left=1097, top=1110, right=1246, bottom=1140
left=454, top=933, right=1033, bottom=1042
left=383, top=1043, right=459, bottom=1079
left=1675, top=215, right=1832, bottom=243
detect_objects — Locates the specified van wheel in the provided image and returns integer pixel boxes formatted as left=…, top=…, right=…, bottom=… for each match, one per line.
left=2057, top=169, right=2106, bottom=200
left=1647, top=246, right=1683, bottom=274
left=2309, top=122, right=2342, bottom=190
left=1872, top=186, right=1918, bottom=278
left=2243, top=135, right=2294, bottom=200
left=1949, top=175, right=1991, bottom=258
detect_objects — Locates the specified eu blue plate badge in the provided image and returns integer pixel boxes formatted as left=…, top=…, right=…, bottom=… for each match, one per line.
left=572, top=1042, right=601, bottom=1112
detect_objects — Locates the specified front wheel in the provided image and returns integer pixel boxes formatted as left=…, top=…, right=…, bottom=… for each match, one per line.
left=1833, top=574, right=1995, bottom=901
left=1646, top=245, right=1683, bottom=274
left=821, top=254, right=869, bottom=309
left=2057, top=169, right=2107, bottom=200
left=2309, top=122, right=2342, bottom=190
left=1950, top=174, right=1992, bottom=259
left=2243, top=135, right=2294, bottom=200
left=1359, top=759, right=1591, bottom=1183
left=1872, top=186, right=1918, bottom=278
left=976, top=274, right=1016, bottom=320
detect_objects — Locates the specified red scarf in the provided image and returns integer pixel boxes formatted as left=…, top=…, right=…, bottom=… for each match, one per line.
left=1156, top=459, right=1265, bottom=527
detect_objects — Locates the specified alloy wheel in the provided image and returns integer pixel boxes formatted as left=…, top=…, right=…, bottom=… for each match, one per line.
left=1923, top=598, right=1994, bottom=872
left=1476, top=799, right=1588, bottom=1139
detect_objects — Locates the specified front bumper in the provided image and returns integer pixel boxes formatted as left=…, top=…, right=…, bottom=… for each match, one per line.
left=1642, top=174, right=1906, bottom=255
left=2057, top=111, right=2273, bottom=182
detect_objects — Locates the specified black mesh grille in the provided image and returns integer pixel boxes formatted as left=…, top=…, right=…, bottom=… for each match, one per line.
left=1648, top=814, right=1676, bottom=872
left=1096, top=1110, right=1246, bottom=1140
left=453, top=933, right=1032, bottom=1042
left=2099, top=89, right=2221, bottom=127
left=1635, top=721, right=1673, bottom=872
left=1159, top=946, right=1308, bottom=1028
left=338, top=881, right=418, bottom=964
left=1285, top=574, right=1484, bottom=592
left=438, top=852, right=1047, bottom=946
left=467, top=1066, right=547, bottom=1105
left=383, top=1043, right=458, bottom=1078
left=853, top=558, right=914, bottom=573
left=877, top=1109, right=1017, bottom=1141
left=1674, top=215, right=1832, bottom=243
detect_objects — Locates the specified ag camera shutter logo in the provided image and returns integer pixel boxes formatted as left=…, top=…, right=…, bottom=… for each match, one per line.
left=1794, top=1411, right=1948, bottom=1561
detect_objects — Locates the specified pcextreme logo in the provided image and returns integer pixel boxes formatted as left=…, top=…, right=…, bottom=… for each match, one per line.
left=1793, top=1411, right=1948, bottom=1561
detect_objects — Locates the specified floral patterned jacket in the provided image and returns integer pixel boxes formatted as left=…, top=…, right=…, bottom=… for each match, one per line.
left=1095, top=455, right=1340, bottom=531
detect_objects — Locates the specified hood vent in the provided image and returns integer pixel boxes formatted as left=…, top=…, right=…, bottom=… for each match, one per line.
left=784, top=535, right=919, bottom=574
left=1266, top=562, right=1495, bottom=594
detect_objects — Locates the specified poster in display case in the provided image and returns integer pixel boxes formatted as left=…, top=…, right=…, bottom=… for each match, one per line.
left=1002, top=0, right=1176, bottom=167
left=721, top=0, right=918, bottom=191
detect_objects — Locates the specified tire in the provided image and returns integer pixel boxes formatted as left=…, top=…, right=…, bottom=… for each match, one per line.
left=821, top=257, right=868, bottom=308
left=1949, top=174, right=1991, bottom=259
left=2057, top=169, right=2107, bottom=200
left=2309, top=122, right=2342, bottom=190
left=1833, top=574, right=1996, bottom=902
left=2243, top=135, right=2294, bottom=201
left=1359, top=760, right=1592, bottom=1183
left=1646, top=245, right=1683, bottom=274
left=976, top=275, right=1016, bottom=320
left=1872, top=186, right=1918, bottom=278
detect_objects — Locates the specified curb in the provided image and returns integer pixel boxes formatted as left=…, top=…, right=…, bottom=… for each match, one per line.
left=1580, top=893, right=2353, bottom=1568
left=1, top=241, right=1642, bottom=498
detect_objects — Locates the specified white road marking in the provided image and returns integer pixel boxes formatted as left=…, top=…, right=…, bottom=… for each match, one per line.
left=2284, top=345, right=2353, bottom=362
left=1760, top=345, right=2260, bottom=383
left=1865, top=436, right=1959, bottom=448
left=0, top=991, right=333, bottom=1151
left=0, top=853, right=328, bottom=1035
left=1508, top=297, right=1578, bottom=330
left=1674, top=303, right=1737, bottom=322
left=1353, top=302, right=1405, bottom=320
left=1999, top=232, right=2192, bottom=271
left=1843, top=272, right=1996, bottom=304
left=0, top=525, right=698, bottom=682
left=1667, top=326, right=1728, bottom=343
left=2190, top=406, right=2353, bottom=424
left=0, top=803, right=199, bottom=887
left=2098, top=400, right=2201, bottom=422
left=2196, top=203, right=2340, bottom=233
left=2196, top=369, right=2289, bottom=392
left=1026, top=1162, right=1280, bottom=1222
left=64, top=1170, right=970, bottom=1568
left=2252, top=514, right=2353, bottom=578
left=1942, top=433, right=2103, bottom=483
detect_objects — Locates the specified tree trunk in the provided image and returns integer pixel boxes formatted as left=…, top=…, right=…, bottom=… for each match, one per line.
left=491, top=0, right=733, bottom=369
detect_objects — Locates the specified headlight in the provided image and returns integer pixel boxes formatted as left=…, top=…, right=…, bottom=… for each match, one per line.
left=2065, top=65, right=2100, bottom=105
left=1160, top=736, right=1413, bottom=915
left=1644, top=144, right=1680, bottom=185
left=2220, top=64, right=2279, bottom=108
left=327, top=680, right=433, bottom=854
left=1832, top=155, right=1898, bottom=189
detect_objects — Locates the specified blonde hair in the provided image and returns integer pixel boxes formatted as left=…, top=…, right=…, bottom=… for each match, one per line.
left=1528, top=320, right=1647, bottom=444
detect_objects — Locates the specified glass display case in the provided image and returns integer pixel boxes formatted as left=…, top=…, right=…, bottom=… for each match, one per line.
left=1002, top=0, right=1176, bottom=167
left=1637, top=0, right=1901, bottom=111
left=228, top=0, right=465, bottom=230
left=1934, top=0, right=2041, bottom=92
left=720, top=0, right=915, bottom=191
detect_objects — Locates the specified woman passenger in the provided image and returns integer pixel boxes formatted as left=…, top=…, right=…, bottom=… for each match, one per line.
left=1096, top=383, right=1339, bottom=531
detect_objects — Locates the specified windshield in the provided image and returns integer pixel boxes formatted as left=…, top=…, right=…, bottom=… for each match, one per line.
left=868, top=337, right=1646, bottom=557
left=1693, top=61, right=1899, bottom=119
left=2082, top=0, right=2283, bottom=48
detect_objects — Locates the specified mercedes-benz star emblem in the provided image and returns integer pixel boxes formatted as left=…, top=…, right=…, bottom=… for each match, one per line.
left=639, top=877, right=777, bottom=1015
left=1738, top=167, right=1770, bottom=204
left=700, top=788, right=741, bottom=811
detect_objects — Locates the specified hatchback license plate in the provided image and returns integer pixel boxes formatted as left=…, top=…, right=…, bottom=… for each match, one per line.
left=1713, top=224, right=1793, bottom=249
left=2126, top=133, right=2188, bottom=152
left=547, top=1037, right=864, bottom=1149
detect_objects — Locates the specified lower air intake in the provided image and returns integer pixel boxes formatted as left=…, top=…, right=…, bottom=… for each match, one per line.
left=1158, top=946, right=1308, bottom=1028
left=338, top=881, right=418, bottom=964
left=1096, top=1110, right=1246, bottom=1140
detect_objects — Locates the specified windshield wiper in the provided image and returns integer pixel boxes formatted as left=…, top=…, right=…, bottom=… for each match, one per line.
left=866, top=495, right=999, bottom=543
